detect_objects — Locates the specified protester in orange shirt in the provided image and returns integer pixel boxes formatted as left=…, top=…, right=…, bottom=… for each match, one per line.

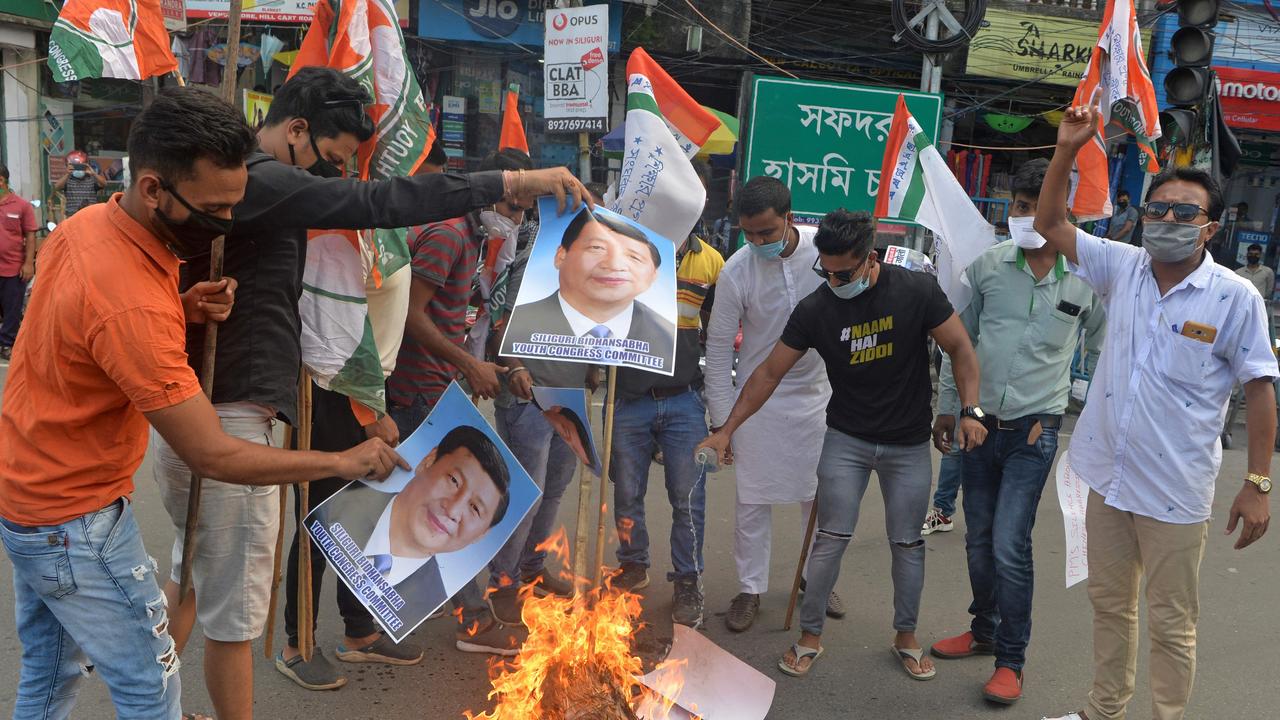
left=0, top=87, right=407, bottom=720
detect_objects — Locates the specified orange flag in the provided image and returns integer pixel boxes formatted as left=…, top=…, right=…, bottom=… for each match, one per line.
left=499, top=84, right=529, bottom=154
left=1070, top=0, right=1161, bottom=220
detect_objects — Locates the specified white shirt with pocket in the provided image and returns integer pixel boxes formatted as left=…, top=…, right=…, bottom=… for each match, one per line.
left=1066, top=229, right=1278, bottom=523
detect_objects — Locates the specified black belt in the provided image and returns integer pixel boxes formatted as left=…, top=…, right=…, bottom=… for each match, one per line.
left=648, top=384, right=696, bottom=400
left=981, top=413, right=1062, bottom=432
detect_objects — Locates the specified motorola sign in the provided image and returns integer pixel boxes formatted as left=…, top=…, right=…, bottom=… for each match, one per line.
left=544, top=4, right=609, bottom=133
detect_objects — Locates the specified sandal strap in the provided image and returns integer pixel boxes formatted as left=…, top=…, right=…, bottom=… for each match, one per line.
left=791, top=643, right=821, bottom=660
left=894, top=645, right=925, bottom=662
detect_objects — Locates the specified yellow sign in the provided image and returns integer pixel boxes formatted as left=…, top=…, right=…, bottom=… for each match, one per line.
left=243, top=90, right=272, bottom=129
left=965, top=9, right=1151, bottom=88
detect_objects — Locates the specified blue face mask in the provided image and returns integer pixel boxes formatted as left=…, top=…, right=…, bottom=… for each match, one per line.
left=748, top=222, right=789, bottom=259
left=829, top=273, right=870, bottom=299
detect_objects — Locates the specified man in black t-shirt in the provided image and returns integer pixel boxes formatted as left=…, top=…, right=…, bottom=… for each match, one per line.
left=699, top=209, right=986, bottom=679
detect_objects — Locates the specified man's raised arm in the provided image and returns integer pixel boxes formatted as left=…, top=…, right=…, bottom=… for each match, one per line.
left=1034, top=102, right=1102, bottom=266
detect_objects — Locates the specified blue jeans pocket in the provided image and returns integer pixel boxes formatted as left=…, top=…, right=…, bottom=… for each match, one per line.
left=0, top=525, right=78, bottom=599
left=84, top=499, right=128, bottom=559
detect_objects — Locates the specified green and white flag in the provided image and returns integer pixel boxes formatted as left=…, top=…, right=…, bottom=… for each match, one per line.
left=609, top=48, right=721, bottom=245
left=47, top=0, right=178, bottom=82
left=875, top=94, right=994, bottom=312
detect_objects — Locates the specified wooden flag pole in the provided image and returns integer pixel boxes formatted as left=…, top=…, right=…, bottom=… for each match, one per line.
left=262, top=426, right=294, bottom=659
left=783, top=500, right=820, bottom=631
left=296, top=372, right=316, bottom=662
left=590, top=367, right=619, bottom=589
left=570, top=386, right=596, bottom=588
left=177, top=239, right=225, bottom=601
left=175, top=0, right=242, bottom=606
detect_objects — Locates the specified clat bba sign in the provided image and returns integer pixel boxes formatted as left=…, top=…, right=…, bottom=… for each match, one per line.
left=543, top=4, right=609, bottom=133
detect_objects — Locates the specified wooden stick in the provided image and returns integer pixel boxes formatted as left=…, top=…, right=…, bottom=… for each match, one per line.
left=218, top=1, right=243, bottom=106
left=177, top=236, right=226, bottom=601
left=783, top=500, right=820, bottom=631
left=590, top=367, right=619, bottom=590
left=262, top=425, right=293, bottom=659
left=296, top=372, right=316, bottom=662
left=570, top=388, right=596, bottom=588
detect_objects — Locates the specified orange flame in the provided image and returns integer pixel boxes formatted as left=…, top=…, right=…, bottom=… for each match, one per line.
left=463, top=527, right=688, bottom=719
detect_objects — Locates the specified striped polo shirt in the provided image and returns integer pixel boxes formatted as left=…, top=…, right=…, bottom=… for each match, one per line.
left=387, top=215, right=478, bottom=409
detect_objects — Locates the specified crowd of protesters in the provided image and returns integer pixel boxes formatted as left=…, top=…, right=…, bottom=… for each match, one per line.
left=0, top=72, right=1272, bottom=720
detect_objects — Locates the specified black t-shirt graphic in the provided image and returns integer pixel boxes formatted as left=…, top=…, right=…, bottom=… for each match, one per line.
left=780, top=263, right=954, bottom=445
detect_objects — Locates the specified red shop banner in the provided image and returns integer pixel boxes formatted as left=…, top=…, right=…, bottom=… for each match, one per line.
left=1214, top=66, right=1280, bottom=133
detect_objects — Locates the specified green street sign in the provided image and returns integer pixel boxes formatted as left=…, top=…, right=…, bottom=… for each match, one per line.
left=742, top=76, right=943, bottom=223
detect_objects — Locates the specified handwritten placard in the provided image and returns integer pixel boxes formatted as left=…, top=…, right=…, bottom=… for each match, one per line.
left=1056, top=455, right=1089, bottom=588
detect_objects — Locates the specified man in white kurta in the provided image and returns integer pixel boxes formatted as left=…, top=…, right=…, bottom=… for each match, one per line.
left=705, top=177, right=837, bottom=632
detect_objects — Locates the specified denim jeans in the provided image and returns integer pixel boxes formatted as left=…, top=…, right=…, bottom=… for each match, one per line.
left=961, top=418, right=1059, bottom=672
left=388, top=394, right=431, bottom=439
left=491, top=401, right=578, bottom=586
left=1, top=499, right=183, bottom=720
left=932, top=443, right=963, bottom=517
left=388, top=393, right=488, bottom=626
left=800, top=429, right=932, bottom=637
left=610, top=390, right=708, bottom=581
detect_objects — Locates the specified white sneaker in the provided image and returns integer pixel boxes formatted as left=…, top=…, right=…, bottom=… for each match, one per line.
left=921, top=507, right=954, bottom=535
left=1041, top=714, right=1085, bottom=720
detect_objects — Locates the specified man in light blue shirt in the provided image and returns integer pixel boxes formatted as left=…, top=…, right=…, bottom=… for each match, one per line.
left=929, top=159, right=1104, bottom=705
left=1037, top=102, right=1276, bottom=720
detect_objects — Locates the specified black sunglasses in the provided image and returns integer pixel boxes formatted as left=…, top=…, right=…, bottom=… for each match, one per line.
left=812, top=255, right=869, bottom=284
left=1143, top=202, right=1209, bottom=223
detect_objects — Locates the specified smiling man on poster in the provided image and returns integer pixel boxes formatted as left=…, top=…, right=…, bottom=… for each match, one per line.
left=309, top=424, right=512, bottom=638
left=500, top=201, right=678, bottom=373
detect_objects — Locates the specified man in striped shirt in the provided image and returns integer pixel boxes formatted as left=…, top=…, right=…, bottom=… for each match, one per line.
left=386, top=148, right=534, bottom=656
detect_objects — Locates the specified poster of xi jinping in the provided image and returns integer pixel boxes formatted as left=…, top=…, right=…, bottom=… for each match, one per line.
left=499, top=196, right=677, bottom=375
left=305, top=383, right=540, bottom=642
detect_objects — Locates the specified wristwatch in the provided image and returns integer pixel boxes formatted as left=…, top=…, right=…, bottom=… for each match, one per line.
left=1246, top=473, right=1272, bottom=494
left=961, top=405, right=986, bottom=421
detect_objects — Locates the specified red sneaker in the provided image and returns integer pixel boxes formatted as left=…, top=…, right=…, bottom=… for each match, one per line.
left=929, top=631, right=995, bottom=659
left=983, top=667, right=1022, bottom=704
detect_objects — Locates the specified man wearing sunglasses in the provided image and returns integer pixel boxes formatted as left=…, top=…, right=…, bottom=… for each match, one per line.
left=699, top=208, right=985, bottom=679
left=150, top=67, right=589, bottom=717
left=1037, top=103, right=1276, bottom=720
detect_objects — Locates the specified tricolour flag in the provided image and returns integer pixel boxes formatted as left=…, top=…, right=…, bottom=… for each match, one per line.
left=499, top=84, right=529, bottom=154
left=291, top=0, right=434, bottom=416
left=1070, top=0, right=1160, bottom=220
left=48, top=0, right=177, bottom=82
left=875, top=95, right=995, bottom=313
left=610, top=48, right=721, bottom=246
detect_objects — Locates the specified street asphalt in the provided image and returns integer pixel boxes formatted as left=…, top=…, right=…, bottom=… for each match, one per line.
left=0, top=363, right=1276, bottom=719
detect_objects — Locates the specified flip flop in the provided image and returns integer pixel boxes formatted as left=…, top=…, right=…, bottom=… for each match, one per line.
left=891, top=645, right=937, bottom=681
left=778, top=643, right=823, bottom=677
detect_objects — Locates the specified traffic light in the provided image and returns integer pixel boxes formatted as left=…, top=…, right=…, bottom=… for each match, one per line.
left=1161, top=0, right=1219, bottom=152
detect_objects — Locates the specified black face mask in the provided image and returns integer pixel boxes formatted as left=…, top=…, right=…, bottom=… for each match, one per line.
left=1116, top=201, right=1128, bottom=210
left=1248, top=255, right=1262, bottom=266
left=155, top=181, right=234, bottom=257
left=289, top=131, right=343, bottom=178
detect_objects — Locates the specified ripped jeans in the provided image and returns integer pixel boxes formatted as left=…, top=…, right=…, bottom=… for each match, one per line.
left=799, top=429, right=932, bottom=637
left=1, top=499, right=183, bottom=720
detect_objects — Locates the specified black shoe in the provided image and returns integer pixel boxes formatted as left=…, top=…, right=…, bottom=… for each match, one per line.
left=0, top=346, right=10, bottom=361
left=672, top=576, right=704, bottom=629
left=610, top=562, right=650, bottom=591
left=725, top=592, right=760, bottom=632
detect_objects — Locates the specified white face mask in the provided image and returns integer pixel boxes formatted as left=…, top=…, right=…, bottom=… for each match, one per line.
left=1008, top=216, right=1046, bottom=249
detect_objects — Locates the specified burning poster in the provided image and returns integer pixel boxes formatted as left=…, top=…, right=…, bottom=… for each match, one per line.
left=531, top=386, right=602, bottom=476
left=499, top=196, right=678, bottom=376
left=305, top=382, right=540, bottom=642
